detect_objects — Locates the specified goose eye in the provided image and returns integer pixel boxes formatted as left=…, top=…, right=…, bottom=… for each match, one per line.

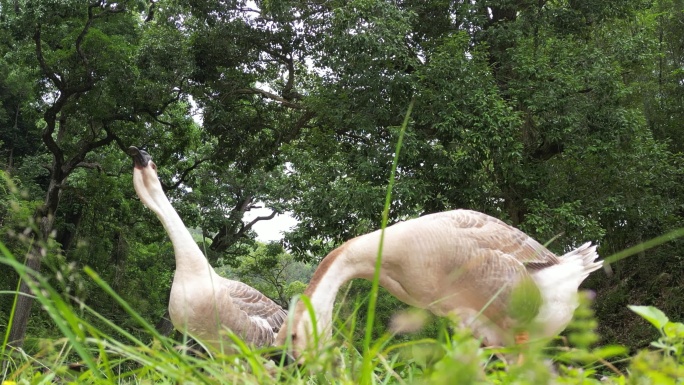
left=150, top=162, right=157, bottom=171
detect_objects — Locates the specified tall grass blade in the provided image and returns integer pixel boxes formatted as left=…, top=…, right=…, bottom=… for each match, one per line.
left=604, top=227, right=684, bottom=265
left=83, top=267, right=171, bottom=349
left=360, top=98, right=415, bottom=384
left=0, top=242, right=101, bottom=378
left=1, top=272, right=22, bottom=374
left=82, top=266, right=216, bottom=384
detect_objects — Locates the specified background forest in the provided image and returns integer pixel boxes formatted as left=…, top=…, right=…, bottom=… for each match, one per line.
left=1, top=0, right=684, bottom=380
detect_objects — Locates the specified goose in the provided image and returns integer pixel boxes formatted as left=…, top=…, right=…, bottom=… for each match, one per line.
left=274, top=209, right=602, bottom=359
left=128, top=146, right=287, bottom=350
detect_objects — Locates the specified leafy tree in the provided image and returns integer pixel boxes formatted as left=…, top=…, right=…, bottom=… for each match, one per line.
left=1, top=0, right=194, bottom=347
left=271, top=0, right=684, bottom=347
left=156, top=0, right=315, bottom=259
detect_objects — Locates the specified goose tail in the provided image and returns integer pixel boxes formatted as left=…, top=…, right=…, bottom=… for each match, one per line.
left=532, top=242, right=602, bottom=338
left=560, top=242, right=602, bottom=280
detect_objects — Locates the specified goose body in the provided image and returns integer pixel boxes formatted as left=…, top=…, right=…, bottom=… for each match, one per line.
left=129, top=147, right=286, bottom=349
left=275, top=210, right=601, bottom=357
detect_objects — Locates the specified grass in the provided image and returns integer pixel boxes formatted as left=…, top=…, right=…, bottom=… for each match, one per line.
left=2, top=262, right=681, bottom=385
left=2, top=101, right=684, bottom=383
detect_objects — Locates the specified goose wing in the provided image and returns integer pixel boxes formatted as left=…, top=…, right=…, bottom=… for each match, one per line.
left=448, top=246, right=543, bottom=326
left=403, top=210, right=551, bottom=329
left=446, top=210, right=560, bottom=271
left=222, top=279, right=287, bottom=333
left=212, top=279, right=288, bottom=347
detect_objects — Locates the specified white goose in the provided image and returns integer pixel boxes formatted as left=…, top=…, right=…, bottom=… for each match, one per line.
left=128, top=147, right=286, bottom=349
left=275, top=209, right=601, bottom=358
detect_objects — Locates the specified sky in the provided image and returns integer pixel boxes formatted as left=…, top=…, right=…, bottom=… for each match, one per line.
left=243, top=207, right=299, bottom=242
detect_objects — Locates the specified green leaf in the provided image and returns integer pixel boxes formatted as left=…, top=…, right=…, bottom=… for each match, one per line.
left=592, top=345, right=629, bottom=359
left=628, top=305, right=669, bottom=330
left=663, top=321, right=684, bottom=339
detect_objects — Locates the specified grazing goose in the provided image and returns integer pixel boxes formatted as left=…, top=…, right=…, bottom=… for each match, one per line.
left=128, top=146, right=287, bottom=349
left=275, top=209, right=601, bottom=358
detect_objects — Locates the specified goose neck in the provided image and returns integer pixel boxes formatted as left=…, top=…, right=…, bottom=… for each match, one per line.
left=154, top=197, right=210, bottom=274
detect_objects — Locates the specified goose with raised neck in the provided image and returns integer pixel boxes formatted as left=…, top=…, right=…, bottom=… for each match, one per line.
left=129, top=146, right=286, bottom=349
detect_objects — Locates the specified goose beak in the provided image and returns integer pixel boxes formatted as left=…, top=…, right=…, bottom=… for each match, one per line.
left=128, top=146, right=152, bottom=168
left=266, top=347, right=296, bottom=367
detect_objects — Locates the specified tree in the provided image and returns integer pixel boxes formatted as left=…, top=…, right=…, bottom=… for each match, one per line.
left=272, top=0, right=682, bottom=345
left=165, top=0, right=315, bottom=258
left=3, top=0, right=193, bottom=347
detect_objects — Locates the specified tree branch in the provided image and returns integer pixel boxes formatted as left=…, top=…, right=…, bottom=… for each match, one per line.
left=144, top=0, right=156, bottom=23
left=75, top=162, right=104, bottom=172
left=74, top=3, right=98, bottom=78
left=33, top=25, right=64, bottom=89
left=281, top=54, right=303, bottom=101
left=235, top=87, right=304, bottom=109
left=209, top=194, right=281, bottom=252
left=243, top=210, right=277, bottom=234
left=62, top=123, right=118, bottom=173
left=164, top=158, right=210, bottom=191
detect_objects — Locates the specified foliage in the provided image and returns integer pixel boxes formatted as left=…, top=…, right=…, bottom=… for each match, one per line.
left=627, top=305, right=684, bottom=383
left=217, top=242, right=314, bottom=307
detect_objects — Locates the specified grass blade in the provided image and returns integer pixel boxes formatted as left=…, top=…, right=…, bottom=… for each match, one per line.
left=360, top=98, right=415, bottom=384
left=0, top=242, right=100, bottom=378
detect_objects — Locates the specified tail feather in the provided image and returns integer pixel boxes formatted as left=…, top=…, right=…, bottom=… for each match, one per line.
left=561, top=242, right=602, bottom=279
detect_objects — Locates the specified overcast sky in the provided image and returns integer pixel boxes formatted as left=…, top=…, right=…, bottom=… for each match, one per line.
left=244, top=207, right=298, bottom=242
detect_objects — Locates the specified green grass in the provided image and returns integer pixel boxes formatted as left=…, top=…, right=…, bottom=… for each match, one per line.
left=2, top=253, right=682, bottom=385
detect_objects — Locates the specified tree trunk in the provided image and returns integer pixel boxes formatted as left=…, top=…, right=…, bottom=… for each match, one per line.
left=55, top=202, right=84, bottom=253
left=6, top=255, right=41, bottom=347
left=6, top=172, right=62, bottom=347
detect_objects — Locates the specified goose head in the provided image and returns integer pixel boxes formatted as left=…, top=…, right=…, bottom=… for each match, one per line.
left=274, top=305, right=318, bottom=362
left=128, top=146, right=165, bottom=216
